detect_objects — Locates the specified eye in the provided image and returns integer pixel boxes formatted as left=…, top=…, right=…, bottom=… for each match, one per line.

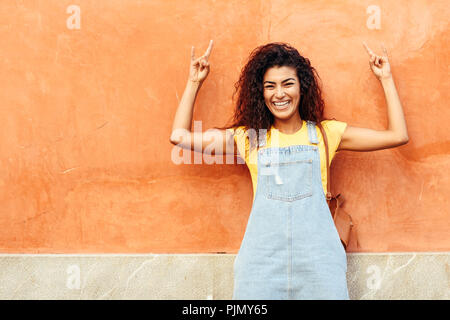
left=285, top=83, right=294, bottom=86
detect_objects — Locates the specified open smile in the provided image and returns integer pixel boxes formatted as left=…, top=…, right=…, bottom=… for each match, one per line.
left=272, top=100, right=291, bottom=110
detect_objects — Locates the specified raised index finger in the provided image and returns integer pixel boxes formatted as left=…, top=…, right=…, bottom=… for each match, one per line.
left=362, top=41, right=375, bottom=57
left=204, top=40, right=214, bottom=59
left=381, top=44, right=389, bottom=58
left=191, top=46, right=196, bottom=61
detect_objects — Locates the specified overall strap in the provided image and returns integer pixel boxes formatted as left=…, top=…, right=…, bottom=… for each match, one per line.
left=307, top=120, right=319, bottom=144
left=316, top=121, right=332, bottom=201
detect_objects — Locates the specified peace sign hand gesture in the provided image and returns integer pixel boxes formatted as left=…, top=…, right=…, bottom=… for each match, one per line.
left=363, top=42, right=392, bottom=80
left=189, top=40, right=214, bottom=84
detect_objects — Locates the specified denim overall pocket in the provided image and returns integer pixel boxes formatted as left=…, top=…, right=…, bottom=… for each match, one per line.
left=262, top=158, right=313, bottom=202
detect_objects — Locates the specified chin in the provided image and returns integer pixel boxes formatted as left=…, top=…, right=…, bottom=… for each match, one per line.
left=270, top=109, right=296, bottom=119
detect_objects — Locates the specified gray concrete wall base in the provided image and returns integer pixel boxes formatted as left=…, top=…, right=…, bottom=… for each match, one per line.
left=0, top=252, right=448, bottom=299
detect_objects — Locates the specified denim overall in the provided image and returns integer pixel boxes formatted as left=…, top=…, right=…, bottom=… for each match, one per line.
left=232, top=120, right=349, bottom=300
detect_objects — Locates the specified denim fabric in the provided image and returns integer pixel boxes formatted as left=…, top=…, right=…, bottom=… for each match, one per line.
left=232, top=121, right=349, bottom=300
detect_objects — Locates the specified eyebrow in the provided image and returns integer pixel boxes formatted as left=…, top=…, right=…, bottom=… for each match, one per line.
left=263, top=78, right=296, bottom=84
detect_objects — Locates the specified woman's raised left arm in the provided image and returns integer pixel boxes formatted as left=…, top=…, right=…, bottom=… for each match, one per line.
left=337, top=43, right=409, bottom=152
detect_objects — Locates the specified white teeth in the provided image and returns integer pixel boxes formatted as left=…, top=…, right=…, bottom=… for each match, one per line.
left=273, top=101, right=290, bottom=106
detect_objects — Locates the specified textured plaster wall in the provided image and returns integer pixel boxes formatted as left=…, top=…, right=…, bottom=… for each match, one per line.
left=0, top=0, right=448, bottom=253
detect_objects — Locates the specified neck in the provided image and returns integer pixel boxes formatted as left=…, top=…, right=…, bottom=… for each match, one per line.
left=273, top=117, right=303, bottom=134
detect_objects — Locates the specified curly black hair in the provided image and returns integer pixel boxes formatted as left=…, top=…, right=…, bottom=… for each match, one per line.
left=216, top=42, right=331, bottom=151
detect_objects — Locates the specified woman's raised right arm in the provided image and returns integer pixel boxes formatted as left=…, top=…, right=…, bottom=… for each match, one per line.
left=169, top=40, right=238, bottom=156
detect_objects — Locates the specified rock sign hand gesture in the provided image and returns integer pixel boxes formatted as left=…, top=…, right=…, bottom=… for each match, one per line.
left=363, top=42, right=392, bottom=80
left=189, top=40, right=214, bottom=84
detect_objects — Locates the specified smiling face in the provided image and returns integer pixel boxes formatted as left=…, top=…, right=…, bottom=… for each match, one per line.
left=263, top=65, right=301, bottom=121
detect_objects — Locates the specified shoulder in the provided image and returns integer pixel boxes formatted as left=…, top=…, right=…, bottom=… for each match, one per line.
left=226, top=125, right=246, bottom=133
left=319, top=119, right=348, bottom=155
left=320, top=119, right=348, bottom=131
left=227, top=126, right=250, bottom=160
left=226, top=126, right=247, bottom=140
left=320, top=119, right=348, bottom=139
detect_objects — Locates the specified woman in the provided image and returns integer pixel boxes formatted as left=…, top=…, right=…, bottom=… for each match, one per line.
left=170, top=40, right=408, bottom=299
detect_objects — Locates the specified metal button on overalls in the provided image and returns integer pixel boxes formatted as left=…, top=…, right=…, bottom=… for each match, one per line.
left=232, top=120, right=349, bottom=300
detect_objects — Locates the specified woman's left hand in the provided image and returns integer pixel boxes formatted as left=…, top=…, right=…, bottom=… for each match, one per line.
left=363, top=42, right=392, bottom=80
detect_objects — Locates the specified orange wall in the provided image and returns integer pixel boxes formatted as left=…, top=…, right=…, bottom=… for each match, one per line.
left=0, top=0, right=448, bottom=253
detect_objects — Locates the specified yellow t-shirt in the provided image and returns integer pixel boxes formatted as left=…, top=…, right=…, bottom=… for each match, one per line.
left=227, top=119, right=348, bottom=202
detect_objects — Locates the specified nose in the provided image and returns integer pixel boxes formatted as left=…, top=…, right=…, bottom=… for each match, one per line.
left=275, top=86, right=285, bottom=98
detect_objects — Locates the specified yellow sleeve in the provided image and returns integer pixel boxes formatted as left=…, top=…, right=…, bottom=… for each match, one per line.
left=321, top=119, right=348, bottom=162
left=226, top=126, right=248, bottom=163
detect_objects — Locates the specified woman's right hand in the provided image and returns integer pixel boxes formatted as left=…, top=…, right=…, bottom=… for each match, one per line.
left=189, top=40, right=213, bottom=84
